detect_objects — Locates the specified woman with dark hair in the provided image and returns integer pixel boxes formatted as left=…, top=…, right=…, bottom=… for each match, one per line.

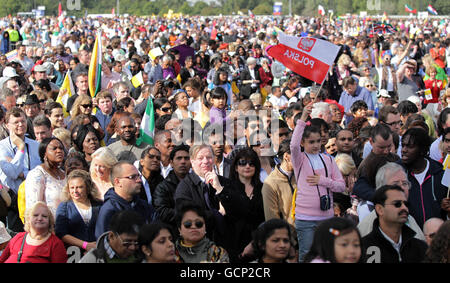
left=207, top=57, right=223, bottom=85
left=347, top=117, right=370, bottom=139
left=229, top=147, right=265, bottom=258
left=179, top=56, right=197, bottom=86
left=174, top=204, right=229, bottom=263
left=193, top=53, right=208, bottom=79
left=303, top=217, right=363, bottom=263
left=24, top=137, right=66, bottom=217
left=116, top=96, right=135, bottom=113
left=208, top=68, right=232, bottom=106
left=64, top=151, right=89, bottom=175
left=154, top=97, right=173, bottom=120
left=251, top=218, right=292, bottom=263
left=137, top=222, right=176, bottom=263
left=0, top=31, right=10, bottom=54
left=73, top=124, right=101, bottom=166
left=172, top=89, right=192, bottom=120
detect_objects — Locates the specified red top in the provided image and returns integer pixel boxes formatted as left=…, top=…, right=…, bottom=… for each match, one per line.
left=423, top=78, right=444, bottom=104
left=430, top=47, right=446, bottom=69
left=258, top=66, right=274, bottom=88
left=0, top=232, right=67, bottom=263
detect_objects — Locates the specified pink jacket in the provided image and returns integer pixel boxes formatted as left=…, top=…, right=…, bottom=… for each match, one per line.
left=290, top=120, right=345, bottom=219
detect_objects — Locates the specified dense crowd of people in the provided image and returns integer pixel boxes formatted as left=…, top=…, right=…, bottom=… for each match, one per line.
left=0, top=13, right=449, bottom=264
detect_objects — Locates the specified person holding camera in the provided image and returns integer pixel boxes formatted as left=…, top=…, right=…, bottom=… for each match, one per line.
left=290, top=103, right=346, bottom=262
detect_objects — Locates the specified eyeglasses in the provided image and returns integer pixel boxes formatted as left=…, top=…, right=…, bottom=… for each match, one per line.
left=183, top=220, right=204, bottom=229
left=115, top=233, right=139, bottom=248
left=237, top=159, right=256, bottom=167
left=161, top=107, right=172, bottom=112
left=385, top=200, right=409, bottom=208
left=117, top=173, right=141, bottom=181
left=384, top=120, right=403, bottom=127
left=391, top=181, right=411, bottom=189
left=81, top=104, right=93, bottom=108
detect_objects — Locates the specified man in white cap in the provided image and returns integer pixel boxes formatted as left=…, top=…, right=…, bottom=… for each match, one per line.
left=0, top=67, right=20, bottom=98
left=375, top=89, right=391, bottom=113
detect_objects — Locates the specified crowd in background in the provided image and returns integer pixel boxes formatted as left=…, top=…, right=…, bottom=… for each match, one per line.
left=0, top=13, right=449, bottom=263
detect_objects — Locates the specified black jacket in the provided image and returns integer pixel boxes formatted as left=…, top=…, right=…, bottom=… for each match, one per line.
left=239, top=66, right=261, bottom=99
left=174, top=172, right=248, bottom=259
left=139, top=172, right=165, bottom=206
left=401, top=158, right=447, bottom=229
left=362, top=218, right=428, bottom=263
left=153, top=170, right=182, bottom=227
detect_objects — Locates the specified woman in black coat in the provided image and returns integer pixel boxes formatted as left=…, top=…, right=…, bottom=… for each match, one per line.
left=228, top=147, right=265, bottom=261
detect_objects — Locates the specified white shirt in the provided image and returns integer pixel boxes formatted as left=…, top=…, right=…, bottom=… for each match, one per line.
left=412, top=159, right=429, bottom=185
left=268, top=95, right=289, bottom=110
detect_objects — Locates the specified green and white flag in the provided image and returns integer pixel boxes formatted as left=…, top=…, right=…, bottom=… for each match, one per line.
left=136, top=97, right=155, bottom=146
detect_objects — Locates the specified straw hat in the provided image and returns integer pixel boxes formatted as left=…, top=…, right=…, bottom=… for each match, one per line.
left=0, top=221, right=11, bottom=244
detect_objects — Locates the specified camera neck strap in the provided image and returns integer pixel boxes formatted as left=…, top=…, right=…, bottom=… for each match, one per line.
left=305, top=153, right=329, bottom=198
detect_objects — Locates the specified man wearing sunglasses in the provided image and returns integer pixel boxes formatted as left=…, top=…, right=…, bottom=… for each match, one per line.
left=80, top=210, right=144, bottom=263
left=362, top=185, right=427, bottom=263
left=357, top=162, right=425, bottom=242
left=95, top=161, right=156, bottom=239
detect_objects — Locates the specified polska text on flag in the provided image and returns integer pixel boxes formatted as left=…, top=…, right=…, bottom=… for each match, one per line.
left=267, top=32, right=340, bottom=85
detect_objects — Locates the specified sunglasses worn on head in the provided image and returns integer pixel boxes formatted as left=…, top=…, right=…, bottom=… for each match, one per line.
left=385, top=200, right=409, bottom=208
left=183, top=220, right=204, bottom=229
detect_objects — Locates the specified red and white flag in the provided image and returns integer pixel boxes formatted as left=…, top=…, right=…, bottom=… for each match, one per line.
left=318, top=5, right=325, bottom=16
left=267, top=32, right=340, bottom=85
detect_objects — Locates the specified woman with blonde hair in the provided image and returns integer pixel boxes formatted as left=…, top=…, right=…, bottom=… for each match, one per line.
left=0, top=202, right=67, bottom=263
left=52, top=127, right=72, bottom=151
left=55, top=169, right=102, bottom=257
left=70, top=95, right=93, bottom=122
left=90, top=147, right=118, bottom=200
left=334, top=153, right=357, bottom=195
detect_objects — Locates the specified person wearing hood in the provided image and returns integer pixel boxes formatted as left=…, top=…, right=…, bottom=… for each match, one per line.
left=94, top=161, right=157, bottom=239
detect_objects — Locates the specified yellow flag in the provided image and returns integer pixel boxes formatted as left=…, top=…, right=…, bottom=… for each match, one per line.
left=131, top=71, right=144, bottom=88
left=56, top=70, right=75, bottom=118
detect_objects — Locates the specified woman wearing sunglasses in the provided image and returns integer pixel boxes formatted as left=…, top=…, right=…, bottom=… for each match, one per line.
left=154, top=97, right=173, bottom=120
left=174, top=204, right=229, bottom=263
left=228, top=148, right=265, bottom=260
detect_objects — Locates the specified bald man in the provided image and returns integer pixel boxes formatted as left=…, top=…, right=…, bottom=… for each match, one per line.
left=107, top=116, right=149, bottom=162
left=423, top=218, right=444, bottom=246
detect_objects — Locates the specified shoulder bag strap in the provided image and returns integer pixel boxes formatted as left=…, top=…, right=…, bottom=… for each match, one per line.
left=17, top=233, right=27, bottom=263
